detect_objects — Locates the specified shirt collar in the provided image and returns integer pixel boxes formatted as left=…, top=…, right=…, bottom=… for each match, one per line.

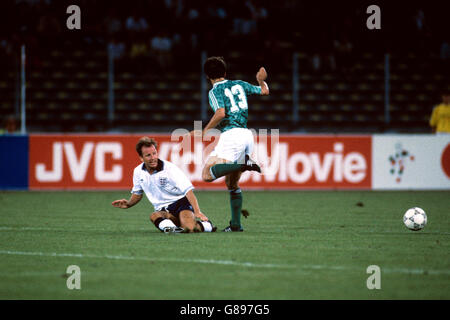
left=142, top=159, right=164, bottom=173
left=213, top=79, right=228, bottom=88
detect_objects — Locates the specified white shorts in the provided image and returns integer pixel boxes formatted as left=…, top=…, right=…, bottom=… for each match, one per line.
left=210, top=128, right=254, bottom=163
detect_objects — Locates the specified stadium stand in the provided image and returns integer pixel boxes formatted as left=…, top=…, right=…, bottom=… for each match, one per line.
left=1, top=1, right=448, bottom=134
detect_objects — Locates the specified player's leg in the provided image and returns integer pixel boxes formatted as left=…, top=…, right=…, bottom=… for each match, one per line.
left=150, top=211, right=183, bottom=233
left=179, top=210, right=216, bottom=233
left=178, top=210, right=198, bottom=232
left=202, top=129, right=260, bottom=182
left=222, top=130, right=256, bottom=232
left=202, top=155, right=228, bottom=182
left=206, top=157, right=260, bottom=182
left=224, top=171, right=244, bottom=231
left=204, top=155, right=261, bottom=182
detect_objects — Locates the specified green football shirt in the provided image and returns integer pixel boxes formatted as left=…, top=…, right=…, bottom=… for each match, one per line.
left=208, top=79, right=262, bottom=132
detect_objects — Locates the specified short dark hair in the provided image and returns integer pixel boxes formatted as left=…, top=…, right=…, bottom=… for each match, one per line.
left=203, top=56, right=226, bottom=80
left=136, top=137, right=157, bottom=156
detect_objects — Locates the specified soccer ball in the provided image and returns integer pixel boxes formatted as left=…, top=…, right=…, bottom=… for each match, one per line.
left=403, top=207, right=427, bottom=231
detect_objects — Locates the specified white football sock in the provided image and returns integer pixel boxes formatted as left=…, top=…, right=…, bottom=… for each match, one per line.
left=158, top=219, right=177, bottom=231
left=200, top=221, right=213, bottom=232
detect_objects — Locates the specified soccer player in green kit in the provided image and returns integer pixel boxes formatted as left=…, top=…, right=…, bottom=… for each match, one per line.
left=193, top=56, right=270, bottom=232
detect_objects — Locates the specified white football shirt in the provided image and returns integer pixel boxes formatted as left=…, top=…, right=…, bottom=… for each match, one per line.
left=131, top=159, right=194, bottom=211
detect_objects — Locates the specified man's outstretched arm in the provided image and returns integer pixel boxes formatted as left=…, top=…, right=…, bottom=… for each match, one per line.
left=112, top=193, right=143, bottom=209
left=185, top=189, right=208, bottom=221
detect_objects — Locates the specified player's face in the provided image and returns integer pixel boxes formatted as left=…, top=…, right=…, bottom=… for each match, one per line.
left=140, top=145, right=158, bottom=169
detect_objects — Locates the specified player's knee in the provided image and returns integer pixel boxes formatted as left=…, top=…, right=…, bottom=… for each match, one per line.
left=150, top=211, right=163, bottom=223
left=202, top=168, right=214, bottom=182
left=202, top=175, right=214, bottom=182
left=179, top=211, right=196, bottom=232
left=179, top=210, right=193, bottom=221
left=225, top=179, right=239, bottom=190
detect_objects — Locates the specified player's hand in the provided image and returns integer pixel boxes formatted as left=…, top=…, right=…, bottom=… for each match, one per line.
left=112, top=199, right=128, bottom=209
left=195, top=211, right=209, bottom=221
left=256, top=67, right=267, bottom=82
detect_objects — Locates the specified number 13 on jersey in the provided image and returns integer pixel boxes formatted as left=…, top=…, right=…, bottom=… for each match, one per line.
left=224, top=85, right=248, bottom=112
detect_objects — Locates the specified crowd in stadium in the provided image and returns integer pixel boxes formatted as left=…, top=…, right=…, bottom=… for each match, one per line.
left=1, top=0, right=448, bottom=73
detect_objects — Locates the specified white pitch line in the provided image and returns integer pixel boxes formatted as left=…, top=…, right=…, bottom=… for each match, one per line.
left=1, top=250, right=449, bottom=275
left=306, top=264, right=450, bottom=275
left=0, top=227, right=60, bottom=231
left=381, top=267, right=450, bottom=276
left=0, top=250, right=294, bottom=269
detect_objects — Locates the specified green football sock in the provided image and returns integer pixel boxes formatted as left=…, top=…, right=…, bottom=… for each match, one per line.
left=210, top=163, right=244, bottom=180
left=229, top=189, right=242, bottom=227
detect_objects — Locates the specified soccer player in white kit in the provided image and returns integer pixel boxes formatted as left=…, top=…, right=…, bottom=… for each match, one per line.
left=112, top=137, right=216, bottom=233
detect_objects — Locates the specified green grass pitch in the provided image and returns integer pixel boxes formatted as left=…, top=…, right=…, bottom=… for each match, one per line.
left=0, top=190, right=449, bottom=299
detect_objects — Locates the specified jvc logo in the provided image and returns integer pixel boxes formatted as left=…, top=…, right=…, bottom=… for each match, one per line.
left=35, top=142, right=122, bottom=182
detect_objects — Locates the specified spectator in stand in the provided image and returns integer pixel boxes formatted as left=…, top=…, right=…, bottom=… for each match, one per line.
left=413, top=8, right=432, bottom=54
left=311, top=31, right=336, bottom=73
left=253, top=0, right=268, bottom=32
left=0, top=37, right=14, bottom=71
left=440, top=41, right=450, bottom=73
left=150, top=31, right=173, bottom=72
left=414, top=8, right=426, bottom=34
left=430, top=91, right=450, bottom=134
left=109, top=36, right=125, bottom=60
left=129, top=33, right=150, bottom=74
left=108, top=35, right=126, bottom=72
left=333, top=34, right=354, bottom=74
left=185, top=6, right=201, bottom=51
left=440, top=41, right=450, bottom=60
left=105, top=8, right=123, bottom=37
left=125, top=10, right=149, bottom=33
left=232, top=0, right=256, bottom=36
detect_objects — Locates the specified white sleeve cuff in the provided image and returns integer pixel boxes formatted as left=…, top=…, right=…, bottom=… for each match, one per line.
left=182, top=185, right=194, bottom=195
